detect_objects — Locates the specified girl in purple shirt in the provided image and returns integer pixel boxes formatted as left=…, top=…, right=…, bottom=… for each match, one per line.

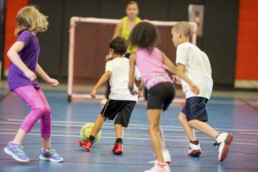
left=4, top=6, right=63, bottom=163
left=128, top=22, right=198, bottom=172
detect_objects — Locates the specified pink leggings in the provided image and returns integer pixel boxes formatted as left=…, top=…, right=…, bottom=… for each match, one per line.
left=14, top=86, right=52, bottom=138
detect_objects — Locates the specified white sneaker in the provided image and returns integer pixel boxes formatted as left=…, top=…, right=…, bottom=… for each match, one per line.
left=214, top=132, right=233, bottom=162
left=188, top=141, right=202, bottom=157
left=152, top=149, right=171, bottom=164
left=145, top=161, right=170, bottom=172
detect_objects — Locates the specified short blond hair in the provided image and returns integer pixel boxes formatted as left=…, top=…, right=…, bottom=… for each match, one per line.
left=173, top=21, right=192, bottom=38
left=15, top=6, right=48, bottom=35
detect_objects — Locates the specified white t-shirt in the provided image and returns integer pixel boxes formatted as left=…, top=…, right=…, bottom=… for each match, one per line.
left=105, top=57, right=141, bottom=101
left=176, top=42, right=213, bottom=99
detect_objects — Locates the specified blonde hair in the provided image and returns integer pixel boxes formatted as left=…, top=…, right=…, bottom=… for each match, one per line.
left=15, top=6, right=48, bottom=35
left=173, top=21, right=192, bottom=38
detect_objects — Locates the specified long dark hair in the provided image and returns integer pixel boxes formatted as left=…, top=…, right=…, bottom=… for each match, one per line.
left=129, top=22, right=160, bottom=51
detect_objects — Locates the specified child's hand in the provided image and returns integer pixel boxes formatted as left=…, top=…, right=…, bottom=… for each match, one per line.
left=129, top=86, right=138, bottom=95
left=91, top=89, right=97, bottom=99
left=24, top=70, right=37, bottom=81
left=172, top=75, right=181, bottom=84
left=138, top=91, right=143, bottom=98
left=47, top=78, right=59, bottom=87
left=190, top=84, right=199, bottom=95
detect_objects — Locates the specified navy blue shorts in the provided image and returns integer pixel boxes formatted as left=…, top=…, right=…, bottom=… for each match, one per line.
left=182, top=97, right=208, bottom=122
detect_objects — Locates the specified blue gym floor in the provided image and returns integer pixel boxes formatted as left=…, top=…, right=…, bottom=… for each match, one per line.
left=0, top=86, right=258, bottom=172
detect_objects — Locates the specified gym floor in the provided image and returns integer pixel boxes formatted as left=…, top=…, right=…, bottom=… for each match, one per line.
left=0, top=84, right=258, bottom=172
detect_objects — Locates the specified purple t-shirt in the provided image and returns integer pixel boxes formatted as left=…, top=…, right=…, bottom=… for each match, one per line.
left=8, top=30, right=40, bottom=91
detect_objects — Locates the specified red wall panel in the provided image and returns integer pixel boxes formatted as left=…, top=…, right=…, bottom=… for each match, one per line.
left=236, top=0, right=258, bottom=80
left=4, top=0, right=28, bottom=73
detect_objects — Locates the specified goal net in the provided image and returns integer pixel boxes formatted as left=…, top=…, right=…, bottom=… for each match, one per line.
left=68, top=17, right=197, bottom=101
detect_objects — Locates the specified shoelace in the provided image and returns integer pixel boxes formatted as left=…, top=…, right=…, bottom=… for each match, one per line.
left=45, top=149, right=59, bottom=156
left=15, top=146, right=26, bottom=156
left=213, top=142, right=220, bottom=149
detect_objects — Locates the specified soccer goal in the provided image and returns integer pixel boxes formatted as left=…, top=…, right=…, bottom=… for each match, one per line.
left=67, top=17, right=197, bottom=102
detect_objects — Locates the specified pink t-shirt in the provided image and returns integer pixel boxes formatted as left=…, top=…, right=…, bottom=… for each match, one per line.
left=136, top=48, right=172, bottom=89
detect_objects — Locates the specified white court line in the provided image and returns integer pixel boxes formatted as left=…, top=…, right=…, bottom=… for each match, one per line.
left=2, top=121, right=258, bottom=134
left=3, top=119, right=258, bottom=133
left=0, top=132, right=258, bottom=146
left=0, top=128, right=258, bottom=142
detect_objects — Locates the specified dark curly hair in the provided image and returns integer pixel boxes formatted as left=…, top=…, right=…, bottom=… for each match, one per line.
left=109, top=36, right=127, bottom=55
left=129, top=22, right=160, bottom=51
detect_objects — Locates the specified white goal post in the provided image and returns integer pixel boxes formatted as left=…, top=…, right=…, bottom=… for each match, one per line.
left=68, top=17, right=197, bottom=102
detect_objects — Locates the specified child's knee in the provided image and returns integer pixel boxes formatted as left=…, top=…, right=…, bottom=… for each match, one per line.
left=178, top=112, right=186, bottom=122
left=44, top=106, right=51, bottom=116
left=32, top=104, right=45, bottom=115
left=188, top=120, right=198, bottom=128
left=32, top=104, right=51, bottom=116
left=178, top=114, right=183, bottom=122
left=148, top=124, right=159, bottom=133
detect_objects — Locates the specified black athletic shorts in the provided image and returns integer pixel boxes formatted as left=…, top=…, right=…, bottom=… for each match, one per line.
left=101, top=100, right=136, bottom=127
left=182, top=97, right=208, bottom=122
left=147, top=82, right=175, bottom=111
left=124, top=53, right=131, bottom=59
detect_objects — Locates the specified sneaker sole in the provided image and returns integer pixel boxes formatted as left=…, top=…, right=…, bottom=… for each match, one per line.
left=115, top=151, right=123, bottom=155
left=188, top=150, right=202, bottom=157
left=82, top=145, right=91, bottom=152
left=112, top=150, right=123, bottom=155
left=219, top=133, right=233, bottom=162
left=4, top=147, right=30, bottom=163
left=39, top=155, right=63, bottom=163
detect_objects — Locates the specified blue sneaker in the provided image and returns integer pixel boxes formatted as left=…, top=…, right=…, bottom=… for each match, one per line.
left=39, top=148, right=63, bottom=163
left=4, top=144, right=30, bottom=162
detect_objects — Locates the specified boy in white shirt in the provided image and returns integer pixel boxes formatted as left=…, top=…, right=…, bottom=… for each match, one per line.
left=77, top=37, right=142, bottom=155
left=171, top=21, right=233, bottom=162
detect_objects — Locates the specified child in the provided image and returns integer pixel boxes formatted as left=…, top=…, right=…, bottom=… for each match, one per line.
left=128, top=22, right=198, bottom=172
left=102, top=1, right=141, bottom=104
left=77, top=37, right=142, bottom=155
left=171, top=21, right=233, bottom=161
left=4, top=6, right=63, bottom=163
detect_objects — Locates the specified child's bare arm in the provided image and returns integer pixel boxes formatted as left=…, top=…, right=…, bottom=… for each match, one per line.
left=113, top=20, right=123, bottom=38
left=162, top=53, right=199, bottom=94
left=7, top=41, right=37, bottom=81
left=136, top=80, right=145, bottom=91
left=128, top=53, right=136, bottom=94
left=36, top=64, right=59, bottom=87
left=91, top=71, right=111, bottom=98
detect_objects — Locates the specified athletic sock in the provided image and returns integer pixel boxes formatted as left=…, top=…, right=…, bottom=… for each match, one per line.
left=190, top=140, right=199, bottom=145
left=88, top=135, right=95, bottom=143
left=9, top=142, right=19, bottom=147
left=115, top=138, right=123, bottom=144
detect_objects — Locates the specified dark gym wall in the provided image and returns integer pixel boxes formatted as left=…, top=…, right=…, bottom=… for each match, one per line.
left=29, top=0, right=239, bottom=87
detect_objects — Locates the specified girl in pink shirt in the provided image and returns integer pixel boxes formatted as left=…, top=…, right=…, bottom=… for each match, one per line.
left=128, top=22, right=198, bottom=172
